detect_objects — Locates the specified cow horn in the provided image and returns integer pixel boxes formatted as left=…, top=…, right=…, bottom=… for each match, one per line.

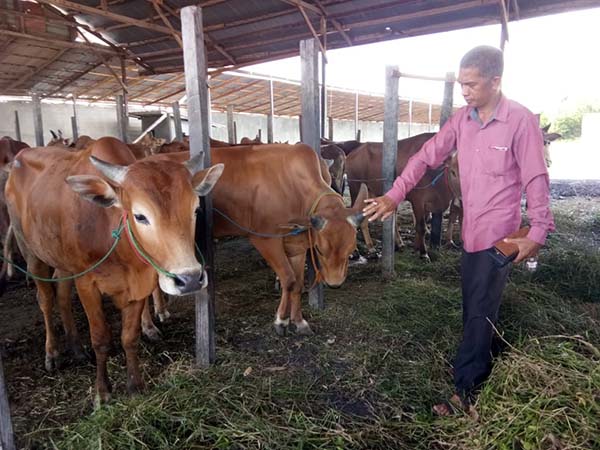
left=50, top=130, right=57, bottom=139
left=89, top=156, right=128, bottom=185
left=184, top=153, right=205, bottom=176
left=346, top=212, right=365, bottom=228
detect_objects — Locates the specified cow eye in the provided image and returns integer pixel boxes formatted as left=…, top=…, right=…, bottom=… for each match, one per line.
left=134, top=213, right=149, bottom=225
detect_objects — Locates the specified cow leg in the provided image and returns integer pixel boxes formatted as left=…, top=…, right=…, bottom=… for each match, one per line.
left=152, top=288, right=170, bottom=322
left=249, top=237, right=295, bottom=336
left=74, top=278, right=113, bottom=403
left=360, top=220, right=376, bottom=252
left=29, top=259, right=60, bottom=371
left=288, top=252, right=313, bottom=336
left=54, top=275, right=86, bottom=361
left=445, top=200, right=460, bottom=248
left=411, top=201, right=429, bottom=260
left=120, top=299, right=145, bottom=395
left=394, top=210, right=405, bottom=250
left=141, top=296, right=161, bottom=341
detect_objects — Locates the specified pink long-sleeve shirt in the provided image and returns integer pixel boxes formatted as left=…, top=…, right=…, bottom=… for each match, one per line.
left=385, top=95, right=555, bottom=253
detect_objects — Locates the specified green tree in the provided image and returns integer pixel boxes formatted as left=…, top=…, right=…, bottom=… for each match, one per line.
left=553, top=105, right=600, bottom=139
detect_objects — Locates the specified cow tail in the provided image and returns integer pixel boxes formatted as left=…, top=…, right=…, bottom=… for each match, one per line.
left=0, top=223, right=14, bottom=295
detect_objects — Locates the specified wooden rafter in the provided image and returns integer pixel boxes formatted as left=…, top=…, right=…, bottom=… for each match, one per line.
left=151, top=1, right=183, bottom=47
left=6, top=48, right=68, bottom=90
left=313, top=0, right=353, bottom=46
left=35, top=0, right=173, bottom=35
left=0, top=29, right=119, bottom=56
left=44, top=60, right=104, bottom=97
left=128, top=73, right=184, bottom=101
left=144, top=86, right=185, bottom=105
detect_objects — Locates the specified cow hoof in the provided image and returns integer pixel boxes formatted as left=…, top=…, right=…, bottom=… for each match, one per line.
left=68, top=343, right=90, bottom=362
left=293, top=320, right=314, bottom=336
left=44, top=352, right=60, bottom=372
left=273, top=322, right=288, bottom=336
left=142, top=324, right=162, bottom=342
left=127, top=379, right=146, bottom=395
left=157, top=309, right=171, bottom=323
left=421, top=253, right=431, bottom=262
left=94, top=390, right=112, bottom=407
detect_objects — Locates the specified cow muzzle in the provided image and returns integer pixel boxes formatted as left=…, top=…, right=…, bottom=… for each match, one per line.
left=159, top=269, right=208, bottom=296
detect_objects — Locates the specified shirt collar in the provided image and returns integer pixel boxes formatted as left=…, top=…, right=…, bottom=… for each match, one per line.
left=467, top=94, right=508, bottom=125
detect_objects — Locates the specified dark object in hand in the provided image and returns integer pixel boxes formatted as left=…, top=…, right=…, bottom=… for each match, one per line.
left=487, top=227, right=530, bottom=268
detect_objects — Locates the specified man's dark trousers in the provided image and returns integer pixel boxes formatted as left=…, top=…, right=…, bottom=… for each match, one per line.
left=453, top=249, right=511, bottom=399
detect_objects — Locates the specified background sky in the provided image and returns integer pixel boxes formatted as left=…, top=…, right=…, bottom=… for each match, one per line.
left=245, top=7, right=600, bottom=121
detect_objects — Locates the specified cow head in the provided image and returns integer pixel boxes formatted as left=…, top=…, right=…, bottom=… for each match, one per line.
left=287, top=184, right=368, bottom=288
left=48, top=129, right=71, bottom=148
left=66, top=154, right=224, bottom=296
left=541, top=124, right=562, bottom=168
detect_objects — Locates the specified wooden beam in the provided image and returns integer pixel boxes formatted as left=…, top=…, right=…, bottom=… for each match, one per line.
left=210, top=79, right=262, bottom=101
left=44, top=61, right=104, bottom=97
left=313, top=0, right=353, bottom=46
left=227, top=105, right=235, bottom=144
left=35, top=0, right=173, bottom=34
left=172, top=101, right=183, bottom=141
left=116, top=94, right=128, bottom=142
left=6, top=48, right=67, bottom=90
left=32, top=94, right=44, bottom=147
left=181, top=5, right=216, bottom=368
left=297, top=6, right=327, bottom=60
left=0, top=29, right=118, bottom=56
left=0, top=354, right=15, bottom=450
left=152, top=1, right=183, bottom=47
left=279, top=0, right=322, bottom=16
left=300, top=38, right=323, bottom=309
left=382, top=65, right=399, bottom=278
left=143, top=86, right=186, bottom=105
left=499, top=0, right=509, bottom=51
left=128, top=73, right=185, bottom=101
left=78, top=31, right=128, bottom=93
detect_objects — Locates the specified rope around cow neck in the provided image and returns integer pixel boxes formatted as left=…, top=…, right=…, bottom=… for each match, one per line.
left=0, top=212, right=184, bottom=283
left=0, top=218, right=126, bottom=283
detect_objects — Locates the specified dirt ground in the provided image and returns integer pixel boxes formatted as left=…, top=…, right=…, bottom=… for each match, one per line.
left=0, top=183, right=599, bottom=449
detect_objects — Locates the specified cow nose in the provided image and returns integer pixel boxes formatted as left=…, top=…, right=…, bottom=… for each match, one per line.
left=172, top=271, right=204, bottom=293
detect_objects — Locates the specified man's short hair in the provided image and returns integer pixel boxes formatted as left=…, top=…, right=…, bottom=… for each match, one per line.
left=460, top=46, right=504, bottom=78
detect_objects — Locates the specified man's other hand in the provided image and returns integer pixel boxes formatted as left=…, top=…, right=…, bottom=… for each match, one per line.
left=503, top=237, right=542, bottom=263
left=362, top=196, right=397, bottom=222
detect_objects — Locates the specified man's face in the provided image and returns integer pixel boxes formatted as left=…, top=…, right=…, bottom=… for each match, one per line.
left=457, top=66, right=501, bottom=109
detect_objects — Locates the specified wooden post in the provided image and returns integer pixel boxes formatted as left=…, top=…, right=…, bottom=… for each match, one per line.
left=181, top=5, right=215, bottom=367
left=440, top=72, right=455, bottom=128
left=354, top=91, right=359, bottom=139
left=116, top=94, right=128, bottom=143
left=298, top=114, right=302, bottom=140
left=172, top=101, right=183, bottom=141
left=0, top=354, right=16, bottom=450
left=428, top=103, right=432, bottom=132
left=300, top=38, right=324, bottom=310
left=14, top=111, right=21, bottom=141
left=430, top=71, right=455, bottom=248
left=71, top=95, right=79, bottom=141
left=227, top=104, right=235, bottom=144
left=233, top=121, right=237, bottom=144
left=328, top=116, right=333, bottom=141
left=121, top=57, right=129, bottom=134
left=257, top=129, right=262, bottom=142
left=32, top=93, right=44, bottom=146
left=382, top=66, right=399, bottom=278
left=320, top=44, right=327, bottom=138
left=408, top=99, right=413, bottom=137
left=267, top=79, right=274, bottom=143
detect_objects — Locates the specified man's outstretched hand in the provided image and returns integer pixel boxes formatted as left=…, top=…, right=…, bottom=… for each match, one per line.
left=503, top=237, right=541, bottom=263
left=362, top=196, right=397, bottom=222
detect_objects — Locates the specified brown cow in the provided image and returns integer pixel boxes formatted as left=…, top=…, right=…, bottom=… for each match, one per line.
left=320, top=143, right=346, bottom=195
left=5, top=137, right=223, bottom=401
left=149, top=144, right=367, bottom=336
left=321, top=138, right=362, bottom=156
left=346, top=133, right=460, bottom=259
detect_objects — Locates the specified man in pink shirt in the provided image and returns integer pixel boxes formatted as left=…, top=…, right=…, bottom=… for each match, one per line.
left=363, top=46, right=555, bottom=415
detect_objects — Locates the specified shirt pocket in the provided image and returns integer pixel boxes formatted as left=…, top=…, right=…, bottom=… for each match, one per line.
left=479, top=144, right=514, bottom=176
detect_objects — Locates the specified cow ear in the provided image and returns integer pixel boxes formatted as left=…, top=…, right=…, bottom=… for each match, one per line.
left=192, top=163, right=224, bottom=196
left=544, top=132, right=561, bottom=142
left=66, top=175, right=121, bottom=208
left=310, top=215, right=328, bottom=231
left=351, top=183, right=369, bottom=211
left=324, top=158, right=334, bottom=169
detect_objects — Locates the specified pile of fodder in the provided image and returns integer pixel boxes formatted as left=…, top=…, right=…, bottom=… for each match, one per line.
left=433, top=336, right=600, bottom=450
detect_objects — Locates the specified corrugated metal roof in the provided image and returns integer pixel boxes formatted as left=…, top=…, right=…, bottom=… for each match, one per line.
left=1, top=0, right=599, bottom=106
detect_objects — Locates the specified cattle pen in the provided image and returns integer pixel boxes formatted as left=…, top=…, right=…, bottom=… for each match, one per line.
left=2, top=1, right=600, bottom=449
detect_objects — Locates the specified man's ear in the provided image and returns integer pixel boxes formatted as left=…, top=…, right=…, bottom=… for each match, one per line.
left=66, top=175, right=121, bottom=208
